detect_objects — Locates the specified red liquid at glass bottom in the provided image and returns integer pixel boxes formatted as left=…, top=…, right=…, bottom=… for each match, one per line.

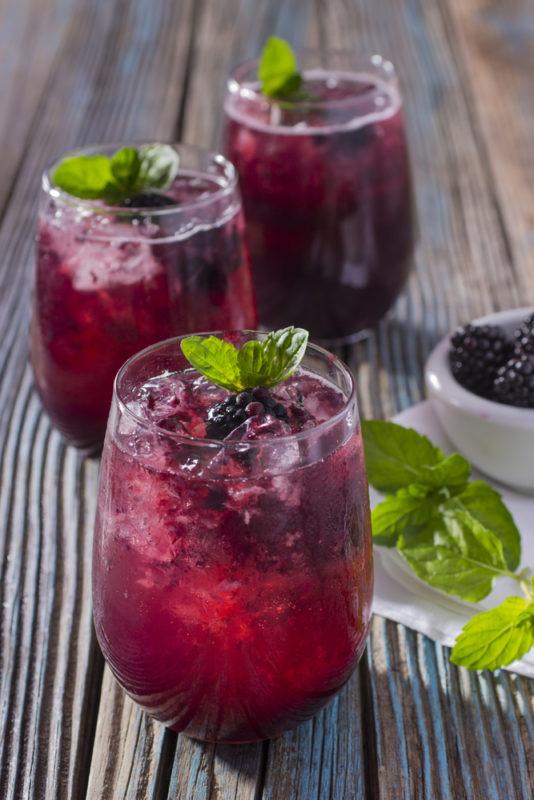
left=31, top=177, right=256, bottom=449
left=93, top=370, right=373, bottom=742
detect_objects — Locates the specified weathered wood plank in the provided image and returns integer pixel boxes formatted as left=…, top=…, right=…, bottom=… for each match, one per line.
left=446, top=0, right=534, bottom=302
left=0, top=0, right=78, bottom=212
left=167, top=735, right=264, bottom=800
left=0, top=369, right=102, bottom=800
left=364, top=618, right=534, bottom=800
left=262, top=673, right=366, bottom=800
left=85, top=669, right=175, bottom=800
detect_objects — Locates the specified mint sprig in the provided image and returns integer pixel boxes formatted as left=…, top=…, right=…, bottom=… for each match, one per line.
left=451, top=597, right=534, bottom=670
left=52, top=144, right=179, bottom=203
left=180, top=327, right=309, bottom=392
left=259, top=37, right=303, bottom=99
left=362, top=419, right=532, bottom=671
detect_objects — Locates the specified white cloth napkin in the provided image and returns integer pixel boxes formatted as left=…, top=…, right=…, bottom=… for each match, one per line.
left=371, top=400, right=534, bottom=678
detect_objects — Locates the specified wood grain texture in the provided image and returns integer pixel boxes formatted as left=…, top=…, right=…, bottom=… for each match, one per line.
left=0, top=0, right=77, bottom=213
left=86, top=669, right=175, bottom=800
left=0, top=0, right=533, bottom=798
left=166, top=733, right=263, bottom=800
left=447, top=0, right=534, bottom=297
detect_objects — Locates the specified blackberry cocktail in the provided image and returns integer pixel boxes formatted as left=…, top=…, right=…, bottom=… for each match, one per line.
left=93, top=330, right=372, bottom=742
left=224, top=49, right=415, bottom=341
left=30, top=144, right=256, bottom=448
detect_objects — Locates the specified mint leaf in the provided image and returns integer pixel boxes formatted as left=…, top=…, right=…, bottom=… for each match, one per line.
left=240, top=327, right=308, bottom=388
left=371, top=485, right=440, bottom=547
left=417, top=453, right=470, bottom=493
left=180, top=335, right=241, bottom=392
left=259, top=36, right=303, bottom=98
left=451, top=598, right=534, bottom=670
left=110, top=147, right=141, bottom=194
left=52, top=144, right=179, bottom=203
left=138, top=144, right=180, bottom=190
left=180, top=327, right=309, bottom=392
left=444, top=481, right=521, bottom=571
left=361, top=421, right=445, bottom=493
left=399, top=509, right=509, bottom=602
left=52, top=155, right=114, bottom=200
left=362, top=421, right=470, bottom=494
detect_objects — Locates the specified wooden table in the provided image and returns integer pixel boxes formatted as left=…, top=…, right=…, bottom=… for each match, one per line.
left=1, top=0, right=533, bottom=797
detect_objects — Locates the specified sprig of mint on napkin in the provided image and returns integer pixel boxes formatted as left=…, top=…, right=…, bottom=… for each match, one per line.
left=52, top=144, right=179, bottom=203
left=180, top=327, right=309, bottom=392
left=362, top=420, right=534, bottom=671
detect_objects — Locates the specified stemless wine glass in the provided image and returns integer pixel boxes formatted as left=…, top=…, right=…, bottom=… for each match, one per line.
left=224, top=51, right=416, bottom=343
left=93, top=332, right=373, bottom=743
left=30, top=144, right=256, bottom=449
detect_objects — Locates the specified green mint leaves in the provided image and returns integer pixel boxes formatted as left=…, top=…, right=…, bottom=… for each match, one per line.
left=52, top=144, right=179, bottom=203
left=399, top=510, right=510, bottom=603
left=451, top=597, right=534, bottom=670
left=259, top=37, right=303, bottom=99
left=180, top=327, right=309, bottom=392
left=362, top=420, right=470, bottom=494
left=361, top=419, right=531, bottom=671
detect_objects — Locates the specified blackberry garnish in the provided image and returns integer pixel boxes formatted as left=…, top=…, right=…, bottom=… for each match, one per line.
left=514, top=313, right=534, bottom=356
left=493, top=353, right=534, bottom=408
left=206, top=388, right=288, bottom=440
left=121, top=192, right=176, bottom=209
left=449, top=324, right=512, bottom=398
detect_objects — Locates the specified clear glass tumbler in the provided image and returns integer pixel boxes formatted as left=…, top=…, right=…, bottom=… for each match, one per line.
left=30, top=144, right=256, bottom=449
left=92, top=332, right=373, bottom=743
left=224, top=52, right=415, bottom=343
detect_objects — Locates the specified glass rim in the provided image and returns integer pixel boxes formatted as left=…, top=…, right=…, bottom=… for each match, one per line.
left=227, top=50, right=398, bottom=109
left=114, top=331, right=357, bottom=451
left=41, top=141, right=238, bottom=217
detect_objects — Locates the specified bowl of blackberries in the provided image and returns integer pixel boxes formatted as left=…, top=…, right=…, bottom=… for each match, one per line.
left=425, top=307, right=534, bottom=493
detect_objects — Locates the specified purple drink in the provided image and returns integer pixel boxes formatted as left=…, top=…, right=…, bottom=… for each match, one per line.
left=224, top=54, right=415, bottom=342
left=30, top=145, right=256, bottom=449
left=93, top=333, right=373, bottom=742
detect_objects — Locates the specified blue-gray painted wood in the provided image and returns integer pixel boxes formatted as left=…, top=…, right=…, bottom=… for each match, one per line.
left=0, top=0, right=533, bottom=798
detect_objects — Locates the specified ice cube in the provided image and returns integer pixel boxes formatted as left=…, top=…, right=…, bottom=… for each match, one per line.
left=49, top=217, right=164, bottom=291
left=223, top=413, right=292, bottom=442
left=221, top=413, right=299, bottom=475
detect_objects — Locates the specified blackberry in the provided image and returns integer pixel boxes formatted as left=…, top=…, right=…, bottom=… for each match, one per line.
left=206, top=388, right=288, bottom=440
left=448, top=324, right=512, bottom=398
left=493, top=353, right=534, bottom=408
left=514, top=313, right=534, bottom=356
left=121, top=192, right=176, bottom=209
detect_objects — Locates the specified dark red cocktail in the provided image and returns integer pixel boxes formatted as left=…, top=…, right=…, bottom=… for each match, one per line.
left=30, top=145, right=256, bottom=448
left=224, top=54, right=415, bottom=342
left=93, top=333, right=372, bottom=742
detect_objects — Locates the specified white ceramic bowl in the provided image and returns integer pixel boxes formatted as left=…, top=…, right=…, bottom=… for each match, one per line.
left=425, top=307, right=534, bottom=494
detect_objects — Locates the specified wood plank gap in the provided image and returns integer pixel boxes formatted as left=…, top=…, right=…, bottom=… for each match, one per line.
left=358, top=656, right=379, bottom=800
left=172, top=0, right=204, bottom=141
left=150, top=729, right=178, bottom=800
left=253, top=740, right=270, bottom=800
